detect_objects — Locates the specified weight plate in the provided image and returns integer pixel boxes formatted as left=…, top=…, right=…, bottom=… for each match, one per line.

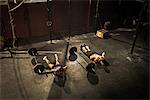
left=28, top=48, right=37, bottom=56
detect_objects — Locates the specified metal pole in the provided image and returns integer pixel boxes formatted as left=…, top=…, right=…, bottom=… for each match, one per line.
left=95, top=0, right=101, bottom=34
left=47, top=0, right=53, bottom=44
left=87, top=0, right=91, bottom=31
left=61, top=42, right=69, bottom=66
left=131, top=2, right=146, bottom=54
left=68, top=0, right=71, bottom=39
left=0, top=50, right=62, bottom=54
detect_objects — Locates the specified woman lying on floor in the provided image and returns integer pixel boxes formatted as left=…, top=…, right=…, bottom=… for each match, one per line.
left=43, top=54, right=67, bottom=76
left=80, top=44, right=109, bottom=66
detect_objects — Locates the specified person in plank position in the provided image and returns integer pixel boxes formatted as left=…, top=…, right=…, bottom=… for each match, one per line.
left=43, top=54, right=67, bottom=76
left=81, top=44, right=109, bottom=66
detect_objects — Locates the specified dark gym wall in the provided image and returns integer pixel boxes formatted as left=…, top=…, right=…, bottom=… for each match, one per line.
left=1, top=0, right=145, bottom=45
left=51, top=0, right=96, bottom=39
left=1, top=5, right=12, bottom=40
left=14, top=3, right=48, bottom=38
left=1, top=2, right=49, bottom=45
left=1, top=0, right=96, bottom=44
left=98, top=0, right=144, bottom=28
left=51, top=0, right=69, bottom=34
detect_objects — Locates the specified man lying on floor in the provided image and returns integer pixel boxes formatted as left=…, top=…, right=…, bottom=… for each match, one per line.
left=43, top=54, right=67, bottom=76
left=80, top=44, right=110, bottom=66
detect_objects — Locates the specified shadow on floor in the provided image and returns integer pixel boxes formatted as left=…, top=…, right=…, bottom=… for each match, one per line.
left=87, top=72, right=99, bottom=85
left=53, top=71, right=66, bottom=87
left=86, top=63, right=99, bottom=85
left=47, top=72, right=71, bottom=100
left=85, top=61, right=111, bottom=85
left=47, top=83, right=63, bottom=100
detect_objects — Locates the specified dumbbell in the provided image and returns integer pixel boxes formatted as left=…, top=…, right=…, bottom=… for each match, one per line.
left=86, top=62, right=96, bottom=74
left=28, top=48, right=45, bottom=74
left=69, top=47, right=77, bottom=61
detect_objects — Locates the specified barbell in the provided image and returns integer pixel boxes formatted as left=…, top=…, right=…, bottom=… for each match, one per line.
left=28, top=48, right=45, bottom=74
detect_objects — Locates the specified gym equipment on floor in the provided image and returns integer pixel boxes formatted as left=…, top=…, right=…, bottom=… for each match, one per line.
left=28, top=48, right=45, bottom=74
left=0, top=48, right=62, bottom=58
left=69, top=47, right=77, bottom=61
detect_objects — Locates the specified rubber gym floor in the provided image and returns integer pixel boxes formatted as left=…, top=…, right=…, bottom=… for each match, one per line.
left=0, top=32, right=149, bottom=100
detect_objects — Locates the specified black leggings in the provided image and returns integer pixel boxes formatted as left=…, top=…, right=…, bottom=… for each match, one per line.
left=81, top=49, right=96, bottom=58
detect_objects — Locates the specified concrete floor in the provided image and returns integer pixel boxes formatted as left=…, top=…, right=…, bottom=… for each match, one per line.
left=0, top=32, right=149, bottom=100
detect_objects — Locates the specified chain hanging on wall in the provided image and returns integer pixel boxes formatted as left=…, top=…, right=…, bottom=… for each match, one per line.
left=47, top=0, right=53, bottom=44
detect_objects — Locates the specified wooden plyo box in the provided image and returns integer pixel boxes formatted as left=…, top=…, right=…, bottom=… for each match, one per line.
left=96, top=29, right=109, bottom=39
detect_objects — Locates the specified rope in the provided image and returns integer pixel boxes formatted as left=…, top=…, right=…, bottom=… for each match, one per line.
left=7, top=3, right=17, bottom=48
left=7, top=0, right=25, bottom=48
left=8, top=0, right=26, bottom=12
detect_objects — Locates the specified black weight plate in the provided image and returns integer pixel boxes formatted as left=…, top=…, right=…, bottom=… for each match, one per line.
left=69, top=47, right=77, bottom=54
left=86, top=62, right=95, bottom=70
left=34, top=64, right=45, bottom=74
left=28, top=48, right=37, bottom=56
left=69, top=54, right=77, bottom=61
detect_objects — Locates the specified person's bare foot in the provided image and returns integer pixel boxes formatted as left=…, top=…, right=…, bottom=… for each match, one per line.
left=43, top=56, right=47, bottom=61
left=85, top=45, right=91, bottom=52
left=82, top=46, right=88, bottom=53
